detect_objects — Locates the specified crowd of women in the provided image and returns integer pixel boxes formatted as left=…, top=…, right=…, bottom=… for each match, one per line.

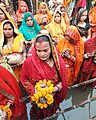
left=0, top=0, right=96, bottom=119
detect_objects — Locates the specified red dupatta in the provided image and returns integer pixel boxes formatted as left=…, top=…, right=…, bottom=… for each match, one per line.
left=0, top=66, right=26, bottom=117
left=20, top=34, right=68, bottom=103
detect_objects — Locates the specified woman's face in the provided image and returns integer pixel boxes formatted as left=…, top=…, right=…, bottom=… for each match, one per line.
left=20, top=3, right=27, bottom=13
left=40, top=5, right=47, bottom=14
left=54, top=12, right=61, bottom=23
left=36, top=41, right=51, bottom=61
left=0, top=9, right=6, bottom=22
left=3, top=23, right=14, bottom=38
left=65, top=35, right=72, bottom=42
left=80, top=11, right=87, bottom=22
left=26, top=16, right=33, bottom=27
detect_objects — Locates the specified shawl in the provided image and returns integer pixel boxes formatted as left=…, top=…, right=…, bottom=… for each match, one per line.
left=63, top=0, right=72, bottom=6
left=0, top=6, right=16, bottom=26
left=20, top=33, right=68, bottom=103
left=79, top=37, right=96, bottom=74
left=34, top=2, right=52, bottom=29
left=57, top=25, right=84, bottom=85
left=19, top=12, right=41, bottom=41
left=16, top=0, right=29, bottom=19
left=45, top=9, right=66, bottom=39
left=0, top=20, right=25, bottom=54
left=0, top=66, right=26, bottom=117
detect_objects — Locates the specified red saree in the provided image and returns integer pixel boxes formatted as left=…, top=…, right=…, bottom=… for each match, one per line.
left=78, top=37, right=96, bottom=86
left=20, top=46, right=68, bottom=119
left=0, top=66, right=27, bottom=120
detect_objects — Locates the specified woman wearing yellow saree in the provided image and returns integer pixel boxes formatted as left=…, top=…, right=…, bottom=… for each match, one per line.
left=0, top=6, right=16, bottom=26
left=45, top=9, right=67, bottom=45
left=56, top=25, right=84, bottom=86
left=0, top=20, right=26, bottom=81
left=34, top=2, right=52, bottom=29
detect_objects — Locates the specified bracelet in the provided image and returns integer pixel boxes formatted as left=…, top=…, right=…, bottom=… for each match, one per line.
left=56, top=85, right=61, bottom=92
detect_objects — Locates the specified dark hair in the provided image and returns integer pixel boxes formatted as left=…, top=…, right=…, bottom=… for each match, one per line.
left=0, top=8, right=7, bottom=18
left=3, top=21, right=17, bottom=46
left=56, top=11, right=61, bottom=16
left=76, top=9, right=89, bottom=24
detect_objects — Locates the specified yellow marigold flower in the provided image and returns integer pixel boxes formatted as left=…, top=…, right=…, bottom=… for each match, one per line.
left=43, top=104, right=48, bottom=108
left=37, top=92, right=42, bottom=97
left=47, top=99, right=54, bottom=105
left=45, top=94, right=51, bottom=99
left=37, top=103, right=41, bottom=107
left=41, top=90, right=47, bottom=96
left=47, top=80, right=51, bottom=86
left=40, top=104, right=44, bottom=109
left=43, top=79, right=47, bottom=84
left=50, top=84, right=54, bottom=87
left=34, top=93, right=39, bottom=100
left=31, top=96, right=36, bottom=101
left=39, top=80, right=43, bottom=84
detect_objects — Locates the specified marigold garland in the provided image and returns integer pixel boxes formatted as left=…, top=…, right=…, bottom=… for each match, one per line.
left=31, top=79, right=54, bottom=109
left=0, top=105, right=12, bottom=120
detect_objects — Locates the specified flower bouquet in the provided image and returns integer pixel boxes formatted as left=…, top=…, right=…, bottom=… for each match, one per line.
left=0, top=105, right=12, bottom=120
left=31, top=79, right=54, bottom=109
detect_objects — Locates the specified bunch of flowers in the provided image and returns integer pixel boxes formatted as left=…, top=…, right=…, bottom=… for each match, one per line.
left=31, top=79, right=54, bottom=109
left=0, top=105, right=12, bottom=120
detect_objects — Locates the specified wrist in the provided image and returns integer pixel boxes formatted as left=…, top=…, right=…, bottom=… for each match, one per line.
left=55, top=85, right=61, bottom=92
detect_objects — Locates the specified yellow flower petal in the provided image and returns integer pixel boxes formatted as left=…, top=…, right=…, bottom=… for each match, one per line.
left=39, top=80, right=43, bottom=84
left=34, top=94, right=39, bottom=100
left=47, top=80, right=51, bottom=86
left=37, top=92, right=42, bottom=97
left=43, top=79, right=47, bottom=84
left=43, top=104, right=48, bottom=108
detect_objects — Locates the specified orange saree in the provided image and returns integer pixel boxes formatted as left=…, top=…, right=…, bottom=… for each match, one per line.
left=57, top=25, right=84, bottom=86
left=34, top=2, right=52, bottom=29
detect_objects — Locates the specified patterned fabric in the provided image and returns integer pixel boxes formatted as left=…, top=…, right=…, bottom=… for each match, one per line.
left=20, top=33, right=68, bottom=119
left=57, top=25, right=84, bottom=86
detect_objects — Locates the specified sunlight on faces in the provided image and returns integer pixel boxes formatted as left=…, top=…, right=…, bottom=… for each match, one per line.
left=0, top=9, right=6, bottom=22
left=26, top=16, right=33, bottom=27
left=54, top=12, right=61, bottom=23
left=41, top=5, right=47, bottom=14
left=36, top=41, right=51, bottom=61
left=3, top=23, right=14, bottom=38
left=20, top=4, right=27, bottom=13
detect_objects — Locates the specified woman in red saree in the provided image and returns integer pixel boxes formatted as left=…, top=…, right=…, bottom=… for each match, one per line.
left=20, top=32, right=68, bottom=119
left=0, top=65, right=27, bottom=120
left=78, top=36, right=96, bottom=87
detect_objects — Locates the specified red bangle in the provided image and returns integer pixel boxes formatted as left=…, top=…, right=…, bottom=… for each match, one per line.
left=56, top=85, right=61, bottom=92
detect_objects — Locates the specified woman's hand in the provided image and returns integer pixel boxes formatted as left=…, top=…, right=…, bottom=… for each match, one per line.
left=61, top=49, right=71, bottom=58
